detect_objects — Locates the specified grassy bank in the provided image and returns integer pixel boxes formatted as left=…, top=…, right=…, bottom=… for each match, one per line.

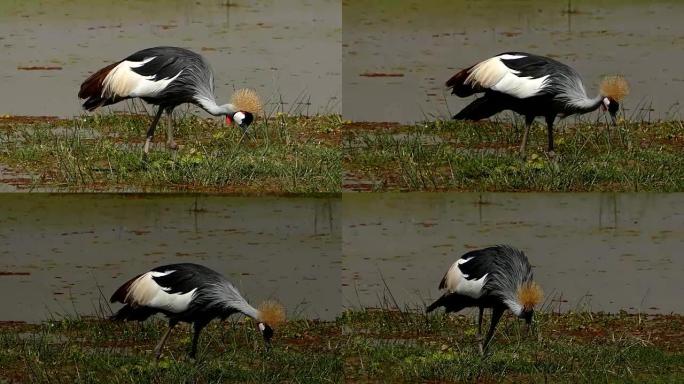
left=343, top=119, right=684, bottom=192
left=0, top=113, right=341, bottom=193
left=0, top=316, right=342, bottom=383
left=1, top=310, right=681, bottom=383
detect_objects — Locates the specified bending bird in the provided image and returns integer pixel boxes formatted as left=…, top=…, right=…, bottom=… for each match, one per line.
left=427, top=245, right=543, bottom=354
left=110, top=263, right=285, bottom=359
left=78, top=46, right=262, bottom=154
left=446, top=52, right=629, bottom=155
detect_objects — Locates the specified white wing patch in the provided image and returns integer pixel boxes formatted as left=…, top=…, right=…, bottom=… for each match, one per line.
left=101, top=57, right=182, bottom=99
left=466, top=54, right=548, bottom=99
left=442, top=258, right=487, bottom=299
left=126, top=270, right=196, bottom=313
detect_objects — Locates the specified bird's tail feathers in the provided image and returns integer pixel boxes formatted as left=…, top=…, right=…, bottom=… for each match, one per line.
left=110, top=304, right=156, bottom=321
left=427, top=294, right=474, bottom=314
left=453, top=97, right=503, bottom=121
left=110, top=273, right=143, bottom=303
left=426, top=295, right=448, bottom=313
left=78, top=61, right=121, bottom=111
left=446, top=66, right=479, bottom=97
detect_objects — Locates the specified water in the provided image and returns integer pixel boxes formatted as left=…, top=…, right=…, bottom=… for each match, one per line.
left=0, top=194, right=341, bottom=322
left=343, top=0, right=684, bottom=123
left=343, top=193, right=684, bottom=314
left=0, top=0, right=340, bottom=118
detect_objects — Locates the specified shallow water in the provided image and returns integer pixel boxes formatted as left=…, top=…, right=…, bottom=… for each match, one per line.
left=343, top=193, right=684, bottom=314
left=0, top=194, right=341, bottom=322
left=343, top=0, right=684, bottom=123
left=0, top=0, right=340, bottom=118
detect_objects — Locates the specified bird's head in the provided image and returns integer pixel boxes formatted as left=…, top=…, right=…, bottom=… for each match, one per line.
left=226, top=111, right=254, bottom=131
left=227, top=88, right=263, bottom=133
left=256, top=301, right=285, bottom=349
left=601, top=97, right=620, bottom=125
left=599, top=76, right=629, bottom=125
left=516, top=281, right=543, bottom=322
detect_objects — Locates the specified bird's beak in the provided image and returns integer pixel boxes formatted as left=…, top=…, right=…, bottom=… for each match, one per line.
left=524, top=315, right=534, bottom=336
left=259, top=322, right=273, bottom=351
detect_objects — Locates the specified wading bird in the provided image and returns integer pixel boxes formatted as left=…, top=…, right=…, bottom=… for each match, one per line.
left=446, top=52, right=629, bottom=155
left=110, top=263, right=285, bottom=359
left=426, top=245, right=543, bottom=354
left=78, top=46, right=262, bottom=154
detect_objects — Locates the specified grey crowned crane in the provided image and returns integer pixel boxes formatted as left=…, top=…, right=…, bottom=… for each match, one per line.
left=446, top=52, right=629, bottom=155
left=78, top=46, right=263, bottom=154
left=426, top=245, right=543, bottom=354
left=110, top=263, right=285, bottom=359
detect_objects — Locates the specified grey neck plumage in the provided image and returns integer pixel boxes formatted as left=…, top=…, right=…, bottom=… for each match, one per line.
left=194, top=94, right=237, bottom=116
left=198, top=280, right=260, bottom=320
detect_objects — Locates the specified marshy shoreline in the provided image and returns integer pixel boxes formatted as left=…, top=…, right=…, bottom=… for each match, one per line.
left=1, top=309, right=681, bottom=383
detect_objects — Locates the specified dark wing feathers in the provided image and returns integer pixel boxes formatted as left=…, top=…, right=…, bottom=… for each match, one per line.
left=457, top=247, right=503, bottom=280
left=496, top=52, right=566, bottom=80
left=446, top=52, right=571, bottom=99
left=125, top=47, right=203, bottom=80
left=452, top=95, right=504, bottom=120
left=151, top=263, right=223, bottom=295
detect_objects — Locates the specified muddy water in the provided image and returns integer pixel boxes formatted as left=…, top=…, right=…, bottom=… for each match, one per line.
left=0, top=0, right=340, bottom=117
left=0, top=194, right=341, bottom=322
left=343, top=0, right=684, bottom=123
left=343, top=193, right=684, bottom=314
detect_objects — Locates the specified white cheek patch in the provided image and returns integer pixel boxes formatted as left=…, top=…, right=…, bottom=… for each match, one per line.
left=258, top=323, right=266, bottom=331
left=234, top=112, right=245, bottom=125
left=603, top=98, right=610, bottom=108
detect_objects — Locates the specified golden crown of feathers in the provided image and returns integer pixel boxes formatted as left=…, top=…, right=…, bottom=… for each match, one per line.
left=600, top=76, right=630, bottom=101
left=230, top=88, right=264, bottom=115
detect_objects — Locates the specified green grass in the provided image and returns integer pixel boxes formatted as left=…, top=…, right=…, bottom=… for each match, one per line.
left=0, top=113, right=341, bottom=193
left=343, top=119, right=684, bottom=192
left=340, top=309, right=683, bottom=383
left=2, top=310, right=681, bottom=383
left=0, top=316, right=342, bottom=383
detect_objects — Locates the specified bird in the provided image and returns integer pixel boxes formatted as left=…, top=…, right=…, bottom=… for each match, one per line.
left=426, top=245, right=543, bottom=354
left=446, top=52, right=629, bottom=155
left=78, top=46, right=263, bottom=154
left=110, top=263, right=285, bottom=359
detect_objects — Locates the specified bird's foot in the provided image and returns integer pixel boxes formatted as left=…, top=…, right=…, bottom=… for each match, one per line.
left=547, top=150, right=556, bottom=159
left=166, top=140, right=178, bottom=150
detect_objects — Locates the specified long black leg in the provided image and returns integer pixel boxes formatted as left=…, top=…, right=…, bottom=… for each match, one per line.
left=476, top=306, right=485, bottom=354
left=190, top=320, right=209, bottom=359
left=144, top=107, right=165, bottom=154
left=154, top=320, right=177, bottom=359
left=477, top=307, right=484, bottom=336
left=165, top=107, right=178, bottom=150
left=520, top=115, right=535, bottom=156
left=545, top=115, right=555, bottom=154
left=481, top=306, right=505, bottom=355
